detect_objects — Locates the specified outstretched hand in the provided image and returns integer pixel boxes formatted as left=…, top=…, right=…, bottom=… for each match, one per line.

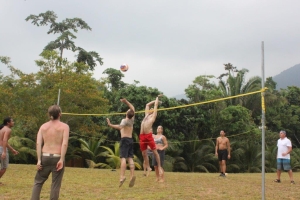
left=120, top=98, right=127, bottom=103
left=157, top=94, right=163, bottom=98
left=12, top=149, right=19, bottom=155
left=106, top=118, right=111, bottom=125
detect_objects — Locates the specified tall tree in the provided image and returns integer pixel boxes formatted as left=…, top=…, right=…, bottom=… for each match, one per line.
left=25, top=11, right=103, bottom=70
left=218, top=63, right=261, bottom=107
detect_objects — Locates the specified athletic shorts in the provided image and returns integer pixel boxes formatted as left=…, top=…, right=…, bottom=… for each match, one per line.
left=277, top=158, right=291, bottom=171
left=218, top=149, right=228, bottom=161
left=152, top=149, right=165, bottom=167
left=0, top=147, right=9, bottom=169
left=120, top=137, right=134, bottom=158
left=139, top=133, right=156, bottom=151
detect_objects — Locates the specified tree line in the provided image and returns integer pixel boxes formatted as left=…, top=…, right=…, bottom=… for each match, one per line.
left=1, top=11, right=300, bottom=173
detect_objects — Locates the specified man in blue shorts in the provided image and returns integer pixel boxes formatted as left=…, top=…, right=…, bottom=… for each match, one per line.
left=274, top=130, right=295, bottom=184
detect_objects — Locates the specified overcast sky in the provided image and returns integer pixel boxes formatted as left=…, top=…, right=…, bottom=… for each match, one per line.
left=1, top=1, right=300, bottom=97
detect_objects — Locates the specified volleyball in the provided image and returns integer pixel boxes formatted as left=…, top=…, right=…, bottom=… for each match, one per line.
left=120, top=64, right=129, bottom=72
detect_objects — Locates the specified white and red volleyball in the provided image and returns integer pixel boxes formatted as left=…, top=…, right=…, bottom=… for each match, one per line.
left=120, top=64, right=129, bottom=72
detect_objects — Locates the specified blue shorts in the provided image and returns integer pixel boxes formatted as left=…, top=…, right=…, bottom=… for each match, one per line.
left=277, top=158, right=291, bottom=171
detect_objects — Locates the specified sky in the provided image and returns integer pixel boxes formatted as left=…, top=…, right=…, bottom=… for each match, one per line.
left=1, top=0, right=300, bottom=97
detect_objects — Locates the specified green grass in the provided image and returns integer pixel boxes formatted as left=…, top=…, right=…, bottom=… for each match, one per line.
left=0, top=164, right=299, bottom=200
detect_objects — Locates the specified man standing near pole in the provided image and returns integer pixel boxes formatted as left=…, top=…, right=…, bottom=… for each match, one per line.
left=274, top=130, right=295, bottom=184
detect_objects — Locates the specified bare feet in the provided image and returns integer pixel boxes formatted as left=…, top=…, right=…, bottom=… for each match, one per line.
left=158, top=179, right=164, bottom=183
left=119, top=177, right=126, bottom=187
left=146, top=167, right=152, bottom=177
left=159, top=167, right=164, bottom=176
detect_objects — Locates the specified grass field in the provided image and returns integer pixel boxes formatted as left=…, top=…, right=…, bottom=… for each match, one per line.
left=0, top=164, right=299, bottom=200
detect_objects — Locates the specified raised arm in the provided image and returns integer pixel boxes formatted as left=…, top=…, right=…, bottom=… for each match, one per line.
left=106, top=118, right=122, bottom=130
left=146, top=94, right=163, bottom=117
left=145, top=100, right=156, bottom=115
left=121, top=98, right=135, bottom=112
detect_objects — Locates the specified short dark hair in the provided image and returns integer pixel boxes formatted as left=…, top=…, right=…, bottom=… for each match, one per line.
left=127, top=109, right=135, bottom=119
left=48, top=105, right=62, bottom=120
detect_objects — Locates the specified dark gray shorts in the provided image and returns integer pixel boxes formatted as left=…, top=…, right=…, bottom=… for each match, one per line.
left=218, top=149, right=228, bottom=161
left=120, top=137, right=134, bottom=158
left=152, top=150, right=165, bottom=167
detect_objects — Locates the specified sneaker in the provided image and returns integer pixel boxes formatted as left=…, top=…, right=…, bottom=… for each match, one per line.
left=273, top=179, right=281, bottom=183
left=291, top=181, right=295, bottom=185
left=219, top=173, right=223, bottom=177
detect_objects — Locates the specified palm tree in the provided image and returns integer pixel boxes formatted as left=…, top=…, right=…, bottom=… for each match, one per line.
left=98, top=142, right=142, bottom=170
left=264, top=144, right=277, bottom=172
left=76, top=48, right=103, bottom=71
left=239, top=141, right=262, bottom=173
left=291, top=148, right=300, bottom=171
left=180, top=139, right=218, bottom=172
left=218, top=63, right=261, bottom=107
left=68, top=136, right=106, bottom=168
left=8, top=136, right=36, bottom=164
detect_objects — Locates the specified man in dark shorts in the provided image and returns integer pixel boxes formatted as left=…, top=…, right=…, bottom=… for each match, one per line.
left=215, top=130, right=231, bottom=177
left=107, top=98, right=136, bottom=187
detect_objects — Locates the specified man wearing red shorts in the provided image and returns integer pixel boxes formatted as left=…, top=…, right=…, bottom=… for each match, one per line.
left=140, top=95, right=163, bottom=178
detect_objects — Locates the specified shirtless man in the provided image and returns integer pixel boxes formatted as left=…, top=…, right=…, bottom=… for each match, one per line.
left=106, top=98, right=136, bottom=188
left=140, top=95, right=163, bottom=177
left=0, top=117, right=19, bottom=185
left=31, top=105, right=69, bottom=200
left=215, top=130, right=231, bottom=177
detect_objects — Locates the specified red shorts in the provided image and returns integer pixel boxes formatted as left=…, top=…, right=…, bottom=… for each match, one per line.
left=139, top=133, right=156, bottom=151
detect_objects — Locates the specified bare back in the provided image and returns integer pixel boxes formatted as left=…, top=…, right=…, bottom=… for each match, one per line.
left=120, top=118, right=134, bottom=138
left=39, top=120, right=69, bottom=154
left=216, top=136, right=229, bottom=150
